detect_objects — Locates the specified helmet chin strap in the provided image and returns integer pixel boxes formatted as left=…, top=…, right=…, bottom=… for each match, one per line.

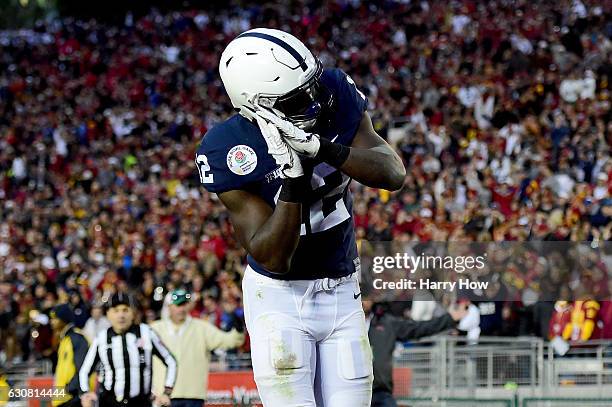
left=238, top=92, right=261, bottom=122
left=240, top=91, right=256, bottom=113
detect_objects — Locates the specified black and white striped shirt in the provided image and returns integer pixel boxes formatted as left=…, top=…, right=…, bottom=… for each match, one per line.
left=79, top=323, right=177, bottom=401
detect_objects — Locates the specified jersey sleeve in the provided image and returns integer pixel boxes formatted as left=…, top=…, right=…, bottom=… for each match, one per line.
left=195, top=129, right=242, bottom=194
left=327, top=68, right=369, bottom=145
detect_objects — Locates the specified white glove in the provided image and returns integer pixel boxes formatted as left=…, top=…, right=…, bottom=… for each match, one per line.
left=253, top=103, right=321, bottom=158
left=254, top=115, right=303, bottom=178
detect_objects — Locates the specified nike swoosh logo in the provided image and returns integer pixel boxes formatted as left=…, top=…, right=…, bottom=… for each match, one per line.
left=353, top=292, right=362, bottom=299
left=331, top=135, right=340, bottom=142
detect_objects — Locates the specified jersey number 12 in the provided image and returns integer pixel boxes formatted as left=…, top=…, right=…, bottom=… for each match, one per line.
left=195, top=154, right=214, bottom=184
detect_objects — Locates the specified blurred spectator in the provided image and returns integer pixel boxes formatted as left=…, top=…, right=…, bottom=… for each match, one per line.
left=82, top=301, right=110, bottom=342
left=457, top=299, right=481, bottom=344
left=599, top=301, right=612, bottom=339
left=49, top=303, right=93, bottom=407
left=474, top=277, right=508, bottom=336
left=200, top=293, right=223, bottom=327
left=151, top=289, right=244, bottom=407
left=0, top=368, right=8, bottom=407
left=28, top=310, right=54, bottom=362
left=533, top=301, right=555, bottom=340
left=559, top=69, right=597, bottom=102
left=563, top=298, right=601, bottom=341
left=67, top=290, right=90, bottom=329
left=549, top=301, right=572, bottom=340
left=366, top=300, right=468, bottom=407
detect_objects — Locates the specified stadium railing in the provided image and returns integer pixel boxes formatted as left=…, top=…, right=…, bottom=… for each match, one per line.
left=543, top=339, right=612, bottom=388
left=397, top=396, right=514, bottom=407
left=7, top=337, right=612, bottom=406
left=394, top=336, right=543, bottom=398
left=3, top=360, right=52, bottom=378
left=394, top=336, right=612, bottom=400
left=521, top=398, right=612, bottom=407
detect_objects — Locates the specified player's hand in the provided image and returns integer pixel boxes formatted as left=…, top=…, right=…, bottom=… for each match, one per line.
left=80, top=392, right=97, bottom=407
left=253, top=102, right=320, bottom=158
left=448, top=303, right=469, bottom=321
left=254, top=114, right=303, bottom=178
left=153, top=393, right=171, bottom=407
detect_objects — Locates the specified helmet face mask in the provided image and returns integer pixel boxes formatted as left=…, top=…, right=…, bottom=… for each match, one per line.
left=261, top=60, right=334, bottom=130
left=272, top=60, right=322, bottom=118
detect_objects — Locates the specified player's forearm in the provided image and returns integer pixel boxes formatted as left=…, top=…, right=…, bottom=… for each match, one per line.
left=219, top=184, right=304, bottom=275
left=340, top=145, right=406, bottom=190
left=315, top=137, right=405, bottom=190
left=248, top=200, right=302, bottom=274
left=247, top=177, right=306, bottom=273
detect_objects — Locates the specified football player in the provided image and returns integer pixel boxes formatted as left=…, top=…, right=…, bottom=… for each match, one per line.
left=195, top=28, right=405, bottom=406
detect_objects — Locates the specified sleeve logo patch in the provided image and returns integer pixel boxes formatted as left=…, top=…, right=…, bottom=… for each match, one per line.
left=227, top=145, right=258, bottom=176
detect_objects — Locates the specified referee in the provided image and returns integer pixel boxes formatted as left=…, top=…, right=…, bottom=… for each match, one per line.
left=78, top=293, right=177, bottom=407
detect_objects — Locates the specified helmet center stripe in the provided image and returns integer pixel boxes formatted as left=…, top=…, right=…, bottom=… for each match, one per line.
left=236, top=32, right=308, bottom=72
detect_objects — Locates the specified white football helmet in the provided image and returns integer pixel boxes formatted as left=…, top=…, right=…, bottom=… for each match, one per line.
left=219, top=28, right=332, bottom=129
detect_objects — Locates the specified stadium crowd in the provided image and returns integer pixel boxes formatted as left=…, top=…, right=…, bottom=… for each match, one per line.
left=1, top=0, right=612, bottom=365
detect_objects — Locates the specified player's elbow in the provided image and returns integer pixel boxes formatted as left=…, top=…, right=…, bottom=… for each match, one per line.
left=263, top=261, right=291, bottom=275
left=254, top=255, right=292, bottom=275
left=248, top=236, right=298, bottom=275
left=386, top=164, right=406, bottom=191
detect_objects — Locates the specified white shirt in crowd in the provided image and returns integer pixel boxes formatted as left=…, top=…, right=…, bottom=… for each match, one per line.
left=11, top=157, right=26, bottom=180
left=542, top=173, right=575, bottom=200
left=83, top=316, right=111, bottom=342
left=475, top=94, right=495, bottom=129
left=457, top=85, right=480, bottom=108
left=559, top=72, right=596, bottom=103
left=451, top=14, right=470, bottom=35
left=498, top=123, right=523, bottom=156
left=458, top=304, right=481, bottom=344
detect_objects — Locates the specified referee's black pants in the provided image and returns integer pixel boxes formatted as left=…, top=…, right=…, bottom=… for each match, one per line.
left=171, top=399, right=204, bottom=407
left=99, top=392, right=151, bottom=407
left=56, top=397, right=82, bottom=407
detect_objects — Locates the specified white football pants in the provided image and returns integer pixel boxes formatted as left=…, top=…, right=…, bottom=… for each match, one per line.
left=242, top=266, right=373, bottom=407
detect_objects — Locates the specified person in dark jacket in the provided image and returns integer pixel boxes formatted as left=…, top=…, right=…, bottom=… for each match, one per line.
left=67, top=290, right=90, bottom=329
left=50, top=303, right=93, bottom=407
left=365, top=301, right=468, bottom=407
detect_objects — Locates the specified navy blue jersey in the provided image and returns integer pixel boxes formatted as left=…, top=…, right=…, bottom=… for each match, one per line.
left=196, top=68, right=367, bottom=280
